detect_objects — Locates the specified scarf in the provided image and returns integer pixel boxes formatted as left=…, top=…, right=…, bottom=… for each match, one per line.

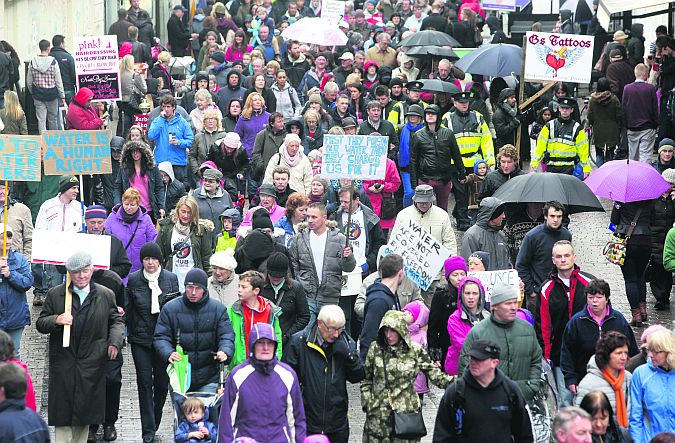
left=601, top=367, right=628, bottom=427
left=503, top=102, right=518, bottom=118
left=174, top=222, right=192, bottom=237
left=309, top=192, right=323, bottom=203
left=281, top=145, right=301, bottom=167
left=122, top=207, right=140, bottom=224
left=399, top=121, right=423, bottom=167
left=144, top=267, right=162, bottom=314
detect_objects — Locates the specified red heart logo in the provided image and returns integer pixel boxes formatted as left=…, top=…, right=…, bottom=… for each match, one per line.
left=546, top=54, right=566, bottom=70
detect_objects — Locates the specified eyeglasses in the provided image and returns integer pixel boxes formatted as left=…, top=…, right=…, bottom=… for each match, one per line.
left=647, top=348, right=666, bottom=355
left=320, top=321, right=345, bottom=334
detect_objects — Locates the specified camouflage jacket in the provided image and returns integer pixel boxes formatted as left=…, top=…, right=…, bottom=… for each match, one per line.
left=360, top=310, right=454, bottom=441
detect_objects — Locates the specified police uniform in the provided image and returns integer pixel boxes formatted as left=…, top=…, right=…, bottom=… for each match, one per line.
left=387, top=81, right=428, bottom=128
left=531, top=97, right=590, bottom=175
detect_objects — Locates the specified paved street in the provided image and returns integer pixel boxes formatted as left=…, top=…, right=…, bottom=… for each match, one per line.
left=21, top=198, right=672, bottom=442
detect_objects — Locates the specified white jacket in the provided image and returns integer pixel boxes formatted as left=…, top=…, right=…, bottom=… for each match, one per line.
left=35, top=196, right=85, bottom=232
left=263, top=149, right=313, bottom=196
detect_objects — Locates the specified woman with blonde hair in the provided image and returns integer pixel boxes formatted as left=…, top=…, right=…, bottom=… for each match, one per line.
left=189, top=89, right=222, bottom=132
left=119, top=54, right=148, bottom=137
left=156, top=195, right=214, bottom=290
left=234, top=92, right=270, bottom=157
left=151, top=51, right=174, bottom=93
left=0, top=90, right=27, bottom=134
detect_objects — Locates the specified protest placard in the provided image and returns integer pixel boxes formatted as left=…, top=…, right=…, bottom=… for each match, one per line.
left=42, top=130, right=112, bottom=175
left=468, top=269, right=520, bottom=303
left=32, top=229, right=111, bottom=269
left=321, top=134, right=388, bottom=180
left=383, top=219, right=450, bottom=291
left=0, top=135, right=44, bottom=181
left=524, top=32, right=595, bottom=84
left=134, top=113, right=150, bottom=132
left=321, top=0, right=345, bottom=26
left=74, top=35, right=121, bottom=101
left=341, top=269, right=362, bottom=296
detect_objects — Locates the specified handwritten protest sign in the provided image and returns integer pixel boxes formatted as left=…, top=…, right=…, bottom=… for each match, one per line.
left=42, top=130, right=112, bottom=175
left=468, top=269, right=520, bottom=304
left=322, top=0, right=345, bottom=26
left=0, top=135, right=44, bottom=181
left=525, top=32, right=594, bottom=84
left=32, top=229, right=111, bottom=269
left=341, top=269, right=362, bottom=296
left=74, top=35, right=121, bottom=101
left=383, top=219, right=450, bottom=291
left=321, top=135, right=388, bottom=180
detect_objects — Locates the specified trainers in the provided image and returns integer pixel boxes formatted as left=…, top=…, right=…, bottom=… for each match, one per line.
left=32, top=294, right=43, bottom=306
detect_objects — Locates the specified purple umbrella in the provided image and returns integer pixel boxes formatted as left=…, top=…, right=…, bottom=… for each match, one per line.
left=584, top=159, right=671, bottom=202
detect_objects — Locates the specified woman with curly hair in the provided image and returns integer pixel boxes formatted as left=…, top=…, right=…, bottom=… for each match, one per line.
left=274, top=192, right=309, bottom=247
left=234, top=91, right=270, bottom=157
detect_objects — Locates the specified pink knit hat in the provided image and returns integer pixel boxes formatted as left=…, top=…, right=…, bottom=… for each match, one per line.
left=444, top=255, right=468, bottom=279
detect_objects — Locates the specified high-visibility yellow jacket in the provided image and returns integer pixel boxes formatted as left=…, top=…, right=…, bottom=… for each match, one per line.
left=441, top=110, right=495, bottom=168
left=532, top=118, right=590, bottom=173
left=387, top=99, right=428, bottom=128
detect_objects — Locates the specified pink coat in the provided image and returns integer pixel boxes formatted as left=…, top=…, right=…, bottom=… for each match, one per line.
left=403, top=301, right=431, bottom=394
left=444, top=276, right=490, bottom=375
left=10, top=360, right=36, bottom=411
left=362, top=158, right=401, bottom=229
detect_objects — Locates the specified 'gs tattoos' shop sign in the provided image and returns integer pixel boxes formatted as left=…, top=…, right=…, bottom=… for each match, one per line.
left=524, top=32, right=595, bottom=84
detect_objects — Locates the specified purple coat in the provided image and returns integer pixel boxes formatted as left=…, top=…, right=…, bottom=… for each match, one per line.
left=444, top=276, right=490, bottom=375
left=219, top=323, right=306, bottom=443
left=234, top=109, right=270, bottom=158
left=105, top=205, right=158, bottom=279
left=403, top=301, right=431, bottom=394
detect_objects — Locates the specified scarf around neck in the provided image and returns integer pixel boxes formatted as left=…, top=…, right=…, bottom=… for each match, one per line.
left=281, top=145, right=301, bottom=167
left=601, top=367, right=628, bottom=427
left=399, top=121, right=423, bottom=167
left=122, top=207, right=140, bottom=224
left=174, top=222, right=191, bottom=237
left=143, top=267, right=163, bottom=314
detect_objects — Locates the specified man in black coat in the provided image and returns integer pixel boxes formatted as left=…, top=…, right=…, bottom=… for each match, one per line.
left=283, top=304, right=364, bottom=443
left=166, top=5, right=198, bottom=57
left=49, top=35, right=77, bottom=104
left=108, top=9, right=133, bottom=48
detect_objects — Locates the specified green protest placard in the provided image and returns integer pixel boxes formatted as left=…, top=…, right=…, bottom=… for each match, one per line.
left=42, top=130, right=112, bottom=175
left=0, top=135, right=43, bottom=181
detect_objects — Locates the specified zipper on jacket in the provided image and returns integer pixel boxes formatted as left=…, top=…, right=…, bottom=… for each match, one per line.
left=306, top=341, right=329, bottom=433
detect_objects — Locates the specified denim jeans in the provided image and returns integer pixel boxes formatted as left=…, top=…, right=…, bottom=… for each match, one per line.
left=4, top=327, right=24, bottom=360
left=305, top=297, right=333, bottom=334
left=190, top=382, right=218, bottom=393
left=400, top=172, right=414, bottom=208
left=131, top=344, right=169, bottom=440
left=32, top=263, right=63, bottom=296
left=553, top=366, right=573, bottom=407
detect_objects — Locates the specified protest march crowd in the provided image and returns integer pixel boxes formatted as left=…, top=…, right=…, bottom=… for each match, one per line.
left=0, top=0, right=674, bottom=442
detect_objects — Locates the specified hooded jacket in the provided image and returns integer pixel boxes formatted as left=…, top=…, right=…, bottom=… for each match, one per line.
left=289, top=221, right=356, bottom=304
left=175, top=407, right=217, bottom=443
left=26, top=54, right=64, bottom=101
left=252, top=125, right=287, bottom=179
left=226, top=297, right=283, bottom=369
left=220, top=323, right=306, bottom=443
left=587, top=90, right=623, bottom=149
left=629, top=359, right=675, bottom=443
left=158, top=161, right=187, bottom=213
left=444, top=277, right=490, bottom=375
left=216, top=71, right=246, bottom=112
left=361, top=311, right=453, bottom=440
left=282, top=52, right=310, bottom=89
left=154, top=290, right=235, bottom=389
left=492, top=88, right=523, bottom=150
left=66, top=88, right=103, bottom=130
left=359, top=279, right=402, bottom=362
left=272, top=81, right=301, bottom=121
left=49, top=46, right=76, bottom=93
left=115, top=141, right=166, bottom=220
left=0, top=398, right=50, bottom=443
left=147, top=111, right=194, bottom=166
left=459, top=314, right=542, bottom=401
left=282, top=322, right=365, bottom=436
left=575, top=355, right=632, bottom=423
left=461, top=197, right=511, bottom=270
left=215, top=207, right=241, bottom=252
left=0, top=249, right=34, bottom=331
left=627, top=23, right=645, bottom=67
left=191, top=185, right=233, bottom=248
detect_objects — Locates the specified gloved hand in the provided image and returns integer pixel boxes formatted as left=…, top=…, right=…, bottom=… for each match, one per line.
left=332, top=335, right=351, bottom=359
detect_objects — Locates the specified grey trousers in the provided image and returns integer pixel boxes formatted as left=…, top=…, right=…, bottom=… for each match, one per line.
left=627, top=128, right=657, bottom=164
left=34, top=98, right=59, bottom=132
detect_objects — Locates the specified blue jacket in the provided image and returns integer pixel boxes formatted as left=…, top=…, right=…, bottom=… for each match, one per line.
left=0, top=249, right=34, bottom=330
left=153, top=292, right=235, bottom=389
left=274, top=215, right=295, bottom=247
left=175, top=408, right=218, bottom=443
left=147, top=113, right=194, bottom=165
left=0, top=399, right=50, bottom=443
left=358, top=280, right=401, bottom=362
left=629, top=360, right=675, bottom=443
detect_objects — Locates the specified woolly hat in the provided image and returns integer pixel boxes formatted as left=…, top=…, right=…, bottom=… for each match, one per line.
left=66, top=251, right=92, bottom=272
left=140, top=242, right=163, bottom=262
left=490, top=281, right=519, bottom=306
left=266, top=252, right=289, bottom=278
left=311, top=175, right=328, bottom=190
left=662, top=168, right=675, bottom=185
left=444, top=255, right=468, bottom=279
left=210, top=51, right=226, bottom=64
left=216, top=132, right=241, bottom=149
left=308, top=94, right=322, bottom=105
left=468, top=251, right=490, bottom=270
left=252, top=209, right=274, bottom=230
left=84, top=205, right=107, bottom=220
left=59, top=175, right=79, bottom=194
left=210, top=248, right=237, bottom=271
left=473, top=158, right=488, bottom=174
left=185, top=268, right=209, bottom=291
left=658, top=138, right=675, bottom=153
left=402, top=300, right=421, bottom=322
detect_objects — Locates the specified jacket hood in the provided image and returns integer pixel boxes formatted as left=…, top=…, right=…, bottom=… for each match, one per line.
left=121, top=140, right=155, bottom=168
left=74, top=87, right=94, bottom=106
left=559, top=9, right=573, bottom=22
left=591, top=90, right=613, bottom=105
left=498, top=87, right=516, bottom=103
left=219, top=207, right=242, bottom=230
left=158, top=161, right=176, bottom=182
left=287, top=52, right=306, bottom=64
left=585, top=354, right=602, bottom=377
left=473, top=158, right=488, bottom=174
left=364, top=60, right=379, bottom=74
left=377, top=310, right=412, bottom=350
left=286, top=119, right=305, bottom=138
left=248, top=321, right=277, bottom=349
left=456, top=276, right=489, bottom=321
left=30, top=55, right=57, bottom=73
left=227, top=69, right=242, bottom=89
left=402, top=300, right=429, bottom=334
left=475, top=197, right=505, bottom=229
left=631, top=23, right=643, bottom=38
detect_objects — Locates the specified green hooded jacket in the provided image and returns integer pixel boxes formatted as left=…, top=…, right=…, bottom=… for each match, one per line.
left=227, top=297, right=283, bottom=370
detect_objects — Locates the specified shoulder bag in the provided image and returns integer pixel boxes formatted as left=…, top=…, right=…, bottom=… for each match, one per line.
left=380, top=192, right=397, bottom=220
left=381, top=349, right=427, bottom=440
left=602, top=208, right=642, bottom=266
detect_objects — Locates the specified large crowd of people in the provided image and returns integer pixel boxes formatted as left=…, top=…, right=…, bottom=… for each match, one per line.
left=0, top=0, right=674, bottom=442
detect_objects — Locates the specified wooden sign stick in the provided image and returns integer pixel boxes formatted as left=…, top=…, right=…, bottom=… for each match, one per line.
left=63, top=273, right=72, bottom=348
left=2, top=180, right=8, bottom=257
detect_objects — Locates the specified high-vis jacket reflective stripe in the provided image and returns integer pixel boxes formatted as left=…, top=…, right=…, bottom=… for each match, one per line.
left=442, top=110, right=495, bottom=167
left=532, top=119, right=591, bottom=172
left=388, top=100, right=428, bottom=129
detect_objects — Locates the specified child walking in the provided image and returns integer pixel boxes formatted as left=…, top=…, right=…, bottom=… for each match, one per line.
left=465, top=159, right=488, bottom=226
left=403, top=300, right=431, bottom=402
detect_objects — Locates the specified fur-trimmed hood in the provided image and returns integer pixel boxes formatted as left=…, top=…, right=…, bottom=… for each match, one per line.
left=120, top=140, right=156, bottom=168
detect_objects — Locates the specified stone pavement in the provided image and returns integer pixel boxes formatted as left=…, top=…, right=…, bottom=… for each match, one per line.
left=21, top=197, right=672, bottom=442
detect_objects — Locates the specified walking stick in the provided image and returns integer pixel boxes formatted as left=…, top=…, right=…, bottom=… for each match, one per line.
left=345, top=191, right=352, bottom=248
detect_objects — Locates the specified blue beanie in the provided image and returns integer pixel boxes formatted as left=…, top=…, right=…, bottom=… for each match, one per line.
left=473, top=158, right=488, bottom=174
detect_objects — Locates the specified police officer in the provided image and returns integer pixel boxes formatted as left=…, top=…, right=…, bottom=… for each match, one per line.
left=531, top=97, right=590, bottom=178
left=387, top=81, right=428, bottom=128
left=442, top=91, right=495, bottom=231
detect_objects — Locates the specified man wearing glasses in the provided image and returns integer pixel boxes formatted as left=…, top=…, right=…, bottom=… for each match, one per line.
left=283, top=304, right=364, bottom=443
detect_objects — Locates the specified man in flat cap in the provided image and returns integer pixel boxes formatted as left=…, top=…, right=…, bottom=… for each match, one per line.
left=36, top=251, right=124, bottom=443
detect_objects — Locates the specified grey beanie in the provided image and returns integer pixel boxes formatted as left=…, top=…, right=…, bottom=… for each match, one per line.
left=490, top=281, right=519, bottom=306
left=66, top=251, right=93, bottom=272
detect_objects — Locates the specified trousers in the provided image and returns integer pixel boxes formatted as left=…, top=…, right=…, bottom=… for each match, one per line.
left=34, top=98, right=60, bottom=132
left=131, top=344, right=169, bottom=440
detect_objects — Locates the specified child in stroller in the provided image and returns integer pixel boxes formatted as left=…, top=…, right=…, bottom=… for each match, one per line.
left=175, top=397, right=218, bottom=442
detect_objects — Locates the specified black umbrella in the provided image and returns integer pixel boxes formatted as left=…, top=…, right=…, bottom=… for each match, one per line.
left=406, top=46, right=460, bottom=61
left=418, top=79, right=461, bottom=94
left=398, top=30, right=460, bottom=48
left=491, top=172, right=604, bottom=214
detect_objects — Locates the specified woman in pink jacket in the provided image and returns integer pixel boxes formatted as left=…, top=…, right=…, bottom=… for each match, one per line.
left=66, top=87, right=105, bottom=130
left=362, top=157, right=401, bottom=233
left=444, top=276, right=490, bottom=375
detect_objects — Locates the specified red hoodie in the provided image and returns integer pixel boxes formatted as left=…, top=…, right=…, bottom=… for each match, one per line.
left=241, top=296, right=273, bottom=356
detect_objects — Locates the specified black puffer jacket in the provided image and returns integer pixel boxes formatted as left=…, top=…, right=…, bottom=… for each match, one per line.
left=610, top=199, right=654, bottom=241
left=650, top=196, right=675, bottom=259
left=261, top=278, right=310, bottom=345
left=478, top=165, right=525, bottom=202
left=410, top=124, right=466, bottom=185
left=282, top=324, right=365, bottom=435
left=126, top=269, right=180, bottom=347
left=154, top=292, right=235, bottom=388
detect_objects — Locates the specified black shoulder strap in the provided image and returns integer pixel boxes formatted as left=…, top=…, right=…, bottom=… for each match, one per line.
left=124, top=220, right=141, bottom=250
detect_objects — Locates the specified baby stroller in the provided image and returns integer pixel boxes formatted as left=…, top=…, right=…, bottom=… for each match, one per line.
left=170, top=362, right=227, bottom=442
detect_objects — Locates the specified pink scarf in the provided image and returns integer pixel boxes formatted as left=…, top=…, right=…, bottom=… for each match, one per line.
left=281, top=145, right=301, bottom=167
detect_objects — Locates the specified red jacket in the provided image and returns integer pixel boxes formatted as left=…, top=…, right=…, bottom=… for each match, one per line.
left=9, top=360, right=36, bottom=411
left=66, top=87, right=104, bottom=130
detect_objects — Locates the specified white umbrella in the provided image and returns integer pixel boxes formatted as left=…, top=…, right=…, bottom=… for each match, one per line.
left=281, top=17, right=348, bottom=46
